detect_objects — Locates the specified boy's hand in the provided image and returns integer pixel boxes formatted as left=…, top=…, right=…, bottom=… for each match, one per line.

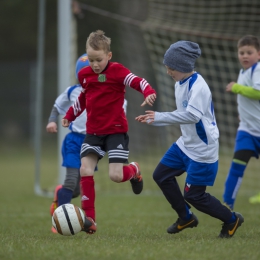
left=62, top=118, right=70, bottom=127
left=46, top=122, right=58, bottom=133
left=226, top=82, right=236, bottom=92
left=135, top=110, right=155, bottom=124
left=141, top=94, right=157, bottom=107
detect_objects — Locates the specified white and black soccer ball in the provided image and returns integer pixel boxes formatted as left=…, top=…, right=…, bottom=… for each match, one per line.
left=52, top=204, right=85, bottom=236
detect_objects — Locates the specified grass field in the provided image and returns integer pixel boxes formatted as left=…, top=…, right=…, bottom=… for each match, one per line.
left=1, top=141, right=260, bottom=260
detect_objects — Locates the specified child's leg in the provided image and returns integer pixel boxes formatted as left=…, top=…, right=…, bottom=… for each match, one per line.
left=153, top=162, right=189, bottom=219
left=108, top=162, right=137, bottom=182
left=223, top=150, right=253, bottom=209
left=80, top=154, right=98, bottom=221
left=57, top=167, right=79, bottom=205
left=184, top=184, right=234, bottom=222
left=184, top=184, right=244, bottom=238
left=106, top=133, right=143, bottom=193
left=72, top=170, right=80, bottom=198
left=109, top=162, right=143, bottom=194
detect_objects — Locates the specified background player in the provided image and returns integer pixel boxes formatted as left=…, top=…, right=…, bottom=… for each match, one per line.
left=223, top=35, right=260, bottom=209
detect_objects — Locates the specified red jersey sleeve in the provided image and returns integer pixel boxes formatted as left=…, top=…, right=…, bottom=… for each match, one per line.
left=63, top=89, right=86, bottom=121
left=113, top=63, right=156, bottom=98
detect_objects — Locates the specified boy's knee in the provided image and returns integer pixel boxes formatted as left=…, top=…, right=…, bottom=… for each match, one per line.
left=80, top=165, right=94, bottom=177
left=109, top=172, right=122, bottom=183
left=152, top=169, right=161, bottom=184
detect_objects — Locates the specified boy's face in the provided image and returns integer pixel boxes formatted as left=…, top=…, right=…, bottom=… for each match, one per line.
left=165, top=66, right=192, bottom=82
left=238, top=45, right=260, bottom=70
left=86, top=47, right=112, bottom=74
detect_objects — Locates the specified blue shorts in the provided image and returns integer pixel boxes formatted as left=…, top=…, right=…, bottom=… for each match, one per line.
left=62, top=132, right=85, bottom=168
left=234, top=130, right=260, bottom=159
left=160, top=143, right=218, bottom=186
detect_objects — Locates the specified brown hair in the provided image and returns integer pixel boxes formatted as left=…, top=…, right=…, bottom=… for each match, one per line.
left=86, top=30, right=111, bottom=53
left=237, top=35, right=260, bottom=51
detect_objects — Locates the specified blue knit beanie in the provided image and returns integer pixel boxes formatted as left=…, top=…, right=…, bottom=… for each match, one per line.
left=163, top=41, right=201, bottom=73
left=75, top=53, right=89, bottom=80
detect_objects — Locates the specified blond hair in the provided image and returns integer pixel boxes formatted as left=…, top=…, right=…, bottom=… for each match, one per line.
left=86, top=30, right=111, bottom=53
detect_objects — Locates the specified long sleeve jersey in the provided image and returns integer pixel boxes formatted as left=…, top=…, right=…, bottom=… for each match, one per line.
left=152, top=73, right=219, bottom=163
left=64, top=61, right=156, bottom=135
left=49, top=84, right=87, bottom=134
left=235, top=62, right=260, bottom=137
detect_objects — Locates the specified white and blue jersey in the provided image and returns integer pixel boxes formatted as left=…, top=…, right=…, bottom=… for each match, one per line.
left=237, top=62, right=260, bottom=137
left=54, top=84, right=86, bottom=168
left=55, top=84, right=86, bottom=134
left=154, top=72, right=219, bottom=163
left=153, top=73, right=219, bottom=186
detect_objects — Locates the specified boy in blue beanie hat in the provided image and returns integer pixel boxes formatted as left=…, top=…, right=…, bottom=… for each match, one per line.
left=136, top=40, right=244, bottom=238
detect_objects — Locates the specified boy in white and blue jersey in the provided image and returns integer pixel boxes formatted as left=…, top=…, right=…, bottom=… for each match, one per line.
left=46, top=54, right=90, bottom=233
left=136, top=41, right=244, bottom=238
left=223, top=35, right=260, bottom=208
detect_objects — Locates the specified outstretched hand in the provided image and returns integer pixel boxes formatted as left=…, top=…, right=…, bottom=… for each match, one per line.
left=46, top=122, right=58, bottom=133
left=141, top=94, right=156, bottom=107
left=61, top=118, right=70, bottom=127
left=226, top=82, right=235, bottom=92
left=135, top=110, right=155, bottom=124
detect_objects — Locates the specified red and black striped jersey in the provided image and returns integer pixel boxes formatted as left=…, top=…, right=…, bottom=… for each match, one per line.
left=64, top=61, right=156, bottom=135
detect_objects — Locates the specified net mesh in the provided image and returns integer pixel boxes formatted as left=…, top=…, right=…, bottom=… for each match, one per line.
left=142, top=0, right=260, bottom=147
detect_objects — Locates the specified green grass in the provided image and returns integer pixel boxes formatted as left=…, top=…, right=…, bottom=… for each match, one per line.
left=1, top=142, right=260, bottom=260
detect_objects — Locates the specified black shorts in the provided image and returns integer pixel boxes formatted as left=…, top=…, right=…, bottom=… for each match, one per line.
left=80, top=133, right=129, bottom=163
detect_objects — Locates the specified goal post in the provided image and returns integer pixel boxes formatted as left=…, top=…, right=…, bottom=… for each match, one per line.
left=34, top=0, right=77, bottom=197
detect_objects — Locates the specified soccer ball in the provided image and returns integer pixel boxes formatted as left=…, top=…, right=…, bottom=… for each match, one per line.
left=52, top=203, right=85, bottom=236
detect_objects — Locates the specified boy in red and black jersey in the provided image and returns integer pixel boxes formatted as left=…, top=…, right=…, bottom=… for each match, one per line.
left=63, top=30, right=156, bottom=234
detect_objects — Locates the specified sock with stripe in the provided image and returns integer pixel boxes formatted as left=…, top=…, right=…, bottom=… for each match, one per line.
left=80, top=176, right=95, bottom=221
left=226, top=212, right=237, bottom=224
left=183, top=204, right=192, bottom=220
left=223, top=160, right=246, bottom=210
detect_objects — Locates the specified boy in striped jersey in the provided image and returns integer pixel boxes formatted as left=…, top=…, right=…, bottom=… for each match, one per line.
left=223, top=35, right=260, bottom=209
left=62, top=30, right=156, bottom=234
left=136, top=41, right=244, bottom=238
left=47, top=53, right=128, bottom=234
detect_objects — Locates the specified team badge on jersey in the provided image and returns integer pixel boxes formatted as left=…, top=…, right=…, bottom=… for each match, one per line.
left=182, top=100, right=188, bottom=108
left=98, top=74, right=106, bottom=82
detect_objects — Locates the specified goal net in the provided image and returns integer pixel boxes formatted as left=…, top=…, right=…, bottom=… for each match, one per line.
left=142, top=0, right=260, bottom=147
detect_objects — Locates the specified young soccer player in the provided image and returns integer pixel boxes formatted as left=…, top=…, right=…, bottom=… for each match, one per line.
left=136, top=40, right=244, bottom=238
left=47, top=53, right=128, bottom=234
left=62, top=30, right=157, bottom=234
left=222, top=35, right=260, bottom=209
left=46, top=54, right=91, bottom=234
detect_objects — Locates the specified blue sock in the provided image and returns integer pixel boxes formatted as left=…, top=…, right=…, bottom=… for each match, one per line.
left=57, top=187, right=73, bottom=206
left=226, top=212, right=237, bottom=224
left=223, top=161, right=246, bottom=210
left=183, top=204, right=192, bottom=220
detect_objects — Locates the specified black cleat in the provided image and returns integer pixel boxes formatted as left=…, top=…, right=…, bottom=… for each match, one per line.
left=130, top=162, right=143, bottom=194
left=219, top=212, right=244, bottom=238
left=167, top=213, right=199, bottom=234
left=82, top=217, right=97, bottom=235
